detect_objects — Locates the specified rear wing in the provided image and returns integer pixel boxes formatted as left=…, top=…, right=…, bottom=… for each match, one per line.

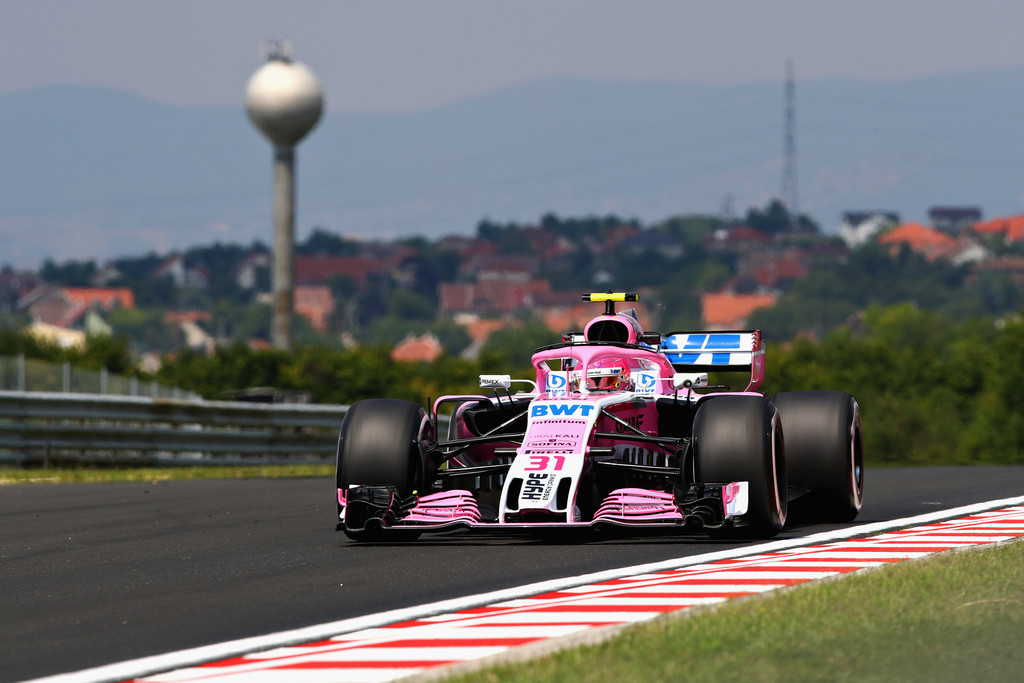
left=660, top=330, right=764, bottom=392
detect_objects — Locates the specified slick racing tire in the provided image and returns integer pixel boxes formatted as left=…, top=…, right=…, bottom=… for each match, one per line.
left=772, top=391, right=864, bottom=522
left=693, top=395, right=787, bottom=538
left=336, top=399, right=428, bottom=542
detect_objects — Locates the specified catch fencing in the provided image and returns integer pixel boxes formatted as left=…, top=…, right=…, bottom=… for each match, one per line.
left=0, top=355, right=200, bottom=400
left=0, top=391, right=349, bottom=467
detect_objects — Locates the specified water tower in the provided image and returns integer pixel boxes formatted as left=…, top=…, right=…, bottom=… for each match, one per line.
left=245, top=41, right=324, bottom=350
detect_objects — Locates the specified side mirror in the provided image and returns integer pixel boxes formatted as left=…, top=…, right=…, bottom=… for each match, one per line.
left=479, top=374, right=512, bottom=390
left=640, top=332, right=662, bottom=345
left=672, top=372, right=708, bottom=390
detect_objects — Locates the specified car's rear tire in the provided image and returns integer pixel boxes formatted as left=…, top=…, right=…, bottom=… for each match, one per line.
left=772, top=391, right=863, bottom=522
left=336, top=398, right=428, bottom=541
left=693, top=395, right=787, bottom=538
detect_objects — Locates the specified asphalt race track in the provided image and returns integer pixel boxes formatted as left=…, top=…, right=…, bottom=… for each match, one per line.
left=3, top=466, right=1024, bottom=682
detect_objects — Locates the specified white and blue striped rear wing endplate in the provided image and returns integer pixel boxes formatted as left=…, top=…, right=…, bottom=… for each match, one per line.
left=661, top=330, right=765, bottom=391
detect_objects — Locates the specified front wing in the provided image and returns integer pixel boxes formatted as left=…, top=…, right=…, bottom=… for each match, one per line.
left=337, top=481, right=751, bottom=536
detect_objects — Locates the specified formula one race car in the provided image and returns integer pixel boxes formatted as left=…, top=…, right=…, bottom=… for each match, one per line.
left=336, top=292, right=864, bottom=541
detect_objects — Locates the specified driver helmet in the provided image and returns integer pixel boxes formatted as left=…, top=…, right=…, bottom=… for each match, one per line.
left=587, top=358, right=631, bottom=391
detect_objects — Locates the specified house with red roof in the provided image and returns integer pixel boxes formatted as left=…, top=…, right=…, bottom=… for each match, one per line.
left=440, top=279, right=550, bottom=316
left=19, top=285, right=135, bottom=330
left=877, top=222, right=958, bottom=261
left=878, top=221, right=989, bottom=264
left=460, top=253, right=540, bottom=282
left=29, top=292, right=89, bottom=328
left=63, top=287, right=135, bottom=310
left=294, top=255, right=385, bottom=288
left=294, top=286, right=335, bottom=332
left=972, top=215, right=1024, bottom=244
left=391, top=333, right=443, bottom=363
left=733, top=249, right=810, bottom=292
left=701, top=292, right=777, bottom=329
left=704, top=226, right=772, bottom=253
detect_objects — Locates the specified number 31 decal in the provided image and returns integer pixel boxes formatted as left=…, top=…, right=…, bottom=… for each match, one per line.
left=524, top=455, right=566, bottom=471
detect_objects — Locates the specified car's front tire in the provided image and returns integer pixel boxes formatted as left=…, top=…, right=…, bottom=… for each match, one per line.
left=336, top=398, right=428, bottom=541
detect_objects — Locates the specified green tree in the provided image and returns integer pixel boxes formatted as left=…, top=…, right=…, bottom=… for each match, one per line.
left=297, top=227, right=359, bottom=256
left=967, top=315, right=1024, bottom=460
left=388, top=289, right=435, bottom=322
left=39, top=258, right=97, bottom=286
left=106, top=308, right=186, bottom=354
left=480, top=318, right=555, bottom=371
left=652, top=214, right=720, bottom=252
left=744, top=199, right=819, bottom=235
left=765, top=306, right=1022, bottom=466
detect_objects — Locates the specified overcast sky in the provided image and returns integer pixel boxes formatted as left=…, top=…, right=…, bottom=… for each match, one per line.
left=5, top=0, right=1024, bottom=113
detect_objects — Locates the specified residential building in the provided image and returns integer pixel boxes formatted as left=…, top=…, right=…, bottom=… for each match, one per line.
left=877, top=222, right=958, bottom=261
left=294, top=285, right=335, bottom=332
left=294, top=255, right=384, bottom=288
left=839, top=211, right=900, bottom=247
left=152, top=254, right=209, bottom=289
left=439, top=279, right=550, bottom=316
left=704, top=225, right=772, bottom=253
left=233, top=250, right=271, bottom=291
left=929, top=206, right=982, bottom=235
left=972, top=215, right=1024, bottom=245
left=701, top=292, right=777, bottom=329
left=63, top=287, right=135, bottom=310
left=18, top=285, right=134, bottom=330
left=391, top=333, right=443, bottom=363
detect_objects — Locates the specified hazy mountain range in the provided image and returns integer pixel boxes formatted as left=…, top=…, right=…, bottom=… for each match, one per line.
left=3, top=68, right=1024, bottom=268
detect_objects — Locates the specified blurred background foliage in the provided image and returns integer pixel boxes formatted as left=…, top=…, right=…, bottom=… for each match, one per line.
left=4, top=303, right=1022, bottom=466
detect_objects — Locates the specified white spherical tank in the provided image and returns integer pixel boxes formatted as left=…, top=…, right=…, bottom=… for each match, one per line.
left=245, top=58, right=324, bottom=147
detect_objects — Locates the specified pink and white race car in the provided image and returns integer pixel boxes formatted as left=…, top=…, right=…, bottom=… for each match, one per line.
left=336, top=292, right=864, bottom=541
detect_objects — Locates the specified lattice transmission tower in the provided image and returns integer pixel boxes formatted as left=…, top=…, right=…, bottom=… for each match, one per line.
left=781, top=60, right=800, bottom=230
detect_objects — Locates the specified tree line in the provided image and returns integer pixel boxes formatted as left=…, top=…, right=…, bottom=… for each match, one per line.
left=4, top=303, right=1022, bottom=467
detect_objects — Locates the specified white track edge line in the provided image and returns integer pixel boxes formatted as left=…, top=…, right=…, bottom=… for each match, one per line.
left=22, top=494, right=1024, bottom=683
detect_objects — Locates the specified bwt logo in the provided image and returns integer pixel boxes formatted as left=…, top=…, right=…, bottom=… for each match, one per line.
left=531, top=403, right=596, bottom=418
left=546, top=373, right=567, bottom=394
left=634, top=372, right=657, bottom=392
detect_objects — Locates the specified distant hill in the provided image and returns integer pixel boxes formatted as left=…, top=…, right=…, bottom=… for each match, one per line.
left=4, top=69, right=1024, bottom=267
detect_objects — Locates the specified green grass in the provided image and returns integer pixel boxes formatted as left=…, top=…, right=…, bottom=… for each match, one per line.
left=448, top=540, right=1024, bottom=683
left=0, top=463, right=334, bottom=484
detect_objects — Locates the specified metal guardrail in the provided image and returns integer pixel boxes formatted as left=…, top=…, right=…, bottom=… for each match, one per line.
left=0, top=391, right=349, bottom=467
